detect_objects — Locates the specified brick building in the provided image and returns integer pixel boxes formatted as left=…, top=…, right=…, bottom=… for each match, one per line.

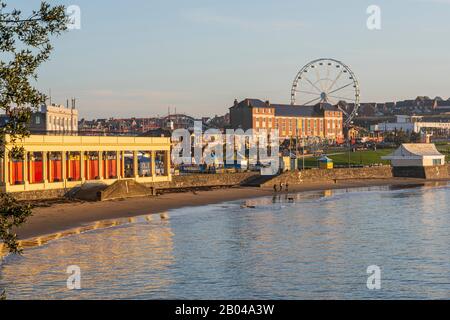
left=229, top=99, right=344, bottom=141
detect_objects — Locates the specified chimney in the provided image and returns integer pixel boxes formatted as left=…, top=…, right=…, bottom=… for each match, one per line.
left=234, top=99, right=238, bottom=106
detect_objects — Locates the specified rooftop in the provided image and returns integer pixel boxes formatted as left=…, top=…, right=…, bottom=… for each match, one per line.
left=384, top=143, right=444, bottom=159
left=231, top=98, right=341, bottom=118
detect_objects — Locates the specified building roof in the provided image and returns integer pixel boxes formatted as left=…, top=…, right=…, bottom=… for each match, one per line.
left=383, top=143, right=445, bottom=160
left=140, top=128, right=172, bottom=137
left=395, top=100, right=416, bottom=109
left=437, top=100, right=450, bottom=107
left=231, top=99, right=341, bottom=118
left=318, top=156, right=333, bottom=162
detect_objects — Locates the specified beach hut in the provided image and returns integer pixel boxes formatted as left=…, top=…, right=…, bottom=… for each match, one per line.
left=318, top=156, right=333, bottom=169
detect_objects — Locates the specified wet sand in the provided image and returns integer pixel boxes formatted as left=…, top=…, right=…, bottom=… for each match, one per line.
left=13, top=177, right=446, bottom=240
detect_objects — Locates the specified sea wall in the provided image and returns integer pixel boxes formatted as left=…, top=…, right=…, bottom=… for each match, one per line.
left=148, top=172, right=259, bottom=189
left=11, top=188, right=68, bottom=201
left=9, top=173, right=258, bottom=201
left=10, top=165, right=449, bottom=201
left=261, top=166, right=394, bottom=187
left=393, top=165, right=450, bottom=179
left=424, top=165, right=450, bottom=179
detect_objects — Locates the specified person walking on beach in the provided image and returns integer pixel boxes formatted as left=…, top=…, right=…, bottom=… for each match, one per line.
left=273, top=184, right=278, bottom=192
left=285, top=183, right=289, bottom=192
left=279, top=182, right=283, bottom=192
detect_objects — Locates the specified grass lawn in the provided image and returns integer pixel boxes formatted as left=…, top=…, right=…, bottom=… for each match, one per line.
left=299, top=143, right=450, bottom=169
left=301, top=149, right=395, bottom=168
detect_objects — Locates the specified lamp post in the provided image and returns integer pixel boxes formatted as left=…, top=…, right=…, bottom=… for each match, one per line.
left=348, top=138, right=351, bottom=168
left=301, top=135, right=306, bottom=170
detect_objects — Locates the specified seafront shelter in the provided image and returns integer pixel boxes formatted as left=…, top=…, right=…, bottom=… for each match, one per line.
left=0, top=135, right=172, bottom=193
left=382, top=143, right=445, bottom=167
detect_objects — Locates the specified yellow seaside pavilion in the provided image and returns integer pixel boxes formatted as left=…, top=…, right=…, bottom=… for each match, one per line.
left=0, top=134, right=172, bottom=193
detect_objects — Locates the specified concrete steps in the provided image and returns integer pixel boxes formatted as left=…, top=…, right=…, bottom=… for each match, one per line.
left=99, top=180, right=155, bottom=201
left=68, top=182, right=108, bottom=201
left=69, top=180, right=155, bottom=201
left=240, top=174, right=278, bottom=187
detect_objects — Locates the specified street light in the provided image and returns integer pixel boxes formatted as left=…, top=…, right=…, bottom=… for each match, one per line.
left=348, top=138, right=351, bottom=168
left=302, top=135, right=306, bottom=170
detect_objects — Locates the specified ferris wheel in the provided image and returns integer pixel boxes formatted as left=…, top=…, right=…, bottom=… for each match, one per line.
left=290, top=58, right=360, bottom=126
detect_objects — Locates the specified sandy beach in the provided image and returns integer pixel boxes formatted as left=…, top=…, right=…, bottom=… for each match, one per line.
left=13, top=177, right=448, bottom=241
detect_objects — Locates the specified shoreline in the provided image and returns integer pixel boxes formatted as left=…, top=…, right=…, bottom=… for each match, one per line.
left=10, top=177, right=449, bottom=245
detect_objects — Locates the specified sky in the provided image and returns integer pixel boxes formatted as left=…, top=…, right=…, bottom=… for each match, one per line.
left=13, top=0, right=450, bottom=119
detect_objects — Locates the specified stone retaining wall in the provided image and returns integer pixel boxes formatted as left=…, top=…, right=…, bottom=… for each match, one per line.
left=393, top=165, right=450, bottom=179
left=11, top=188, right=68, bottom=201
left=9, top=173, right=258, bottom=201
left=424, top=165, right=449, bottom=179
left=10, top=165, right=449, bottom=201
left=261, top=166, right=394, bottom=187
left=148, top=172, right=259, bottom=189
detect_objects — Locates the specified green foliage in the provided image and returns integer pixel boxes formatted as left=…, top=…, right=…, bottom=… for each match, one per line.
left=0, top=192, right=33, bottom=254
left=410, top=132, right=421, bottom=143
left=0, top=1, right=67, bottom=254
left=0, top=1, right=67, bottom=156
left=327, top=149, right=393, bottom=166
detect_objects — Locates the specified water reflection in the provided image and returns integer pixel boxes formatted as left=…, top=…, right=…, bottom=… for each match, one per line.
left=0, top=217, right=140, bottom=260
left=1, top=183, right=449, bottom=299
left=0, top=215, right=175, bottom=299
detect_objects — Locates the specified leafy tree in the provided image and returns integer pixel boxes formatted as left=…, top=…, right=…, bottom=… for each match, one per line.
left=0, top=1, right=67, bottom=256
left=410, top=131, right=421, bottom=143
